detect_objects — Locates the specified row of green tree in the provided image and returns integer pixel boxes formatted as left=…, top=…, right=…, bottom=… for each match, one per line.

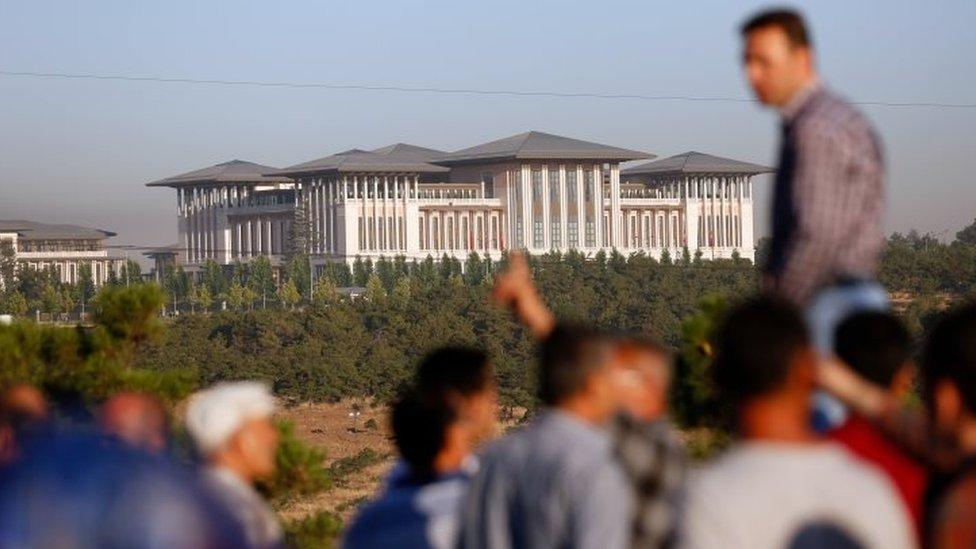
left=134, top=218, right=976, bottom=413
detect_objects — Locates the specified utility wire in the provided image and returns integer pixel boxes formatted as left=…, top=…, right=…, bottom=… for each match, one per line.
left=2, top=70, right=975, bottom=109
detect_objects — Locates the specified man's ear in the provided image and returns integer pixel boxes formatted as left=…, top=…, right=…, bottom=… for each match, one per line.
left=934, top=379, right=964, bottom=432
left=796, top=45, right=815, bottom=74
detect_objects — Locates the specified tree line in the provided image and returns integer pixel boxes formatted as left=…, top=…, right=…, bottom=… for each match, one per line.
left=3, top=219, right=975, bottom=414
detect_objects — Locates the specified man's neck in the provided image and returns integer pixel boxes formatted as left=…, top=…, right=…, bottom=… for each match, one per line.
left=739, top=395, right=816, bottom=444
left=211, top=451, right=254, bottom=484
left=432, top=433, right=470, bottom=477
left=556, top=396, right=607, bottom=427
left=779, top=76, right=820, bottom=120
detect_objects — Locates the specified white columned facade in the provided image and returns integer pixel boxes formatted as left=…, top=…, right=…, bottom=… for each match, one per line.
left=609, top=164, right=622, bottom=248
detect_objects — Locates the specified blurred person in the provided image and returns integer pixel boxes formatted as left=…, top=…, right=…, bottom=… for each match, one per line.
left=679, top=297, right=913, bottom=549
left=99, top=391, right=169, bottom=454
left=0, top=382, right=49, bottom=465
left=185, top=381, right=283, bottom=549
left=827, top=312, right=926, bottom=538
left=344, top=387, right=474, bottom=549
left=821, top=302, right=976, bottom=547
left=612, top=340, right=686, bottom=549
left=741, top=8, right=887, bottom=429
left=385, top=347, right=498, bottom=486
left=493, top=252, right=687, bottom=549
left=458, top=323, right=632, bottom=549
left=414, top=346, right=499, bottom=447
left=0, top=430, right=245, bottom=548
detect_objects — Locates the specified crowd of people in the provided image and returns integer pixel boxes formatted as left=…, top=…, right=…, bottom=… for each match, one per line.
left=0, top=7, right=972, bottom=549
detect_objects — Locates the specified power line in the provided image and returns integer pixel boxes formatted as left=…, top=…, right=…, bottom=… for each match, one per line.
left=2, top=69, right=975, bottom=109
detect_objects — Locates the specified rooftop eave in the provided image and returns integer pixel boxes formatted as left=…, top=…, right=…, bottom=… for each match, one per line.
left=436, top=151, right=654, bottom=166
left=145, top=176, right=294, bottom=188
left=272, top=166, right=450, bottom=178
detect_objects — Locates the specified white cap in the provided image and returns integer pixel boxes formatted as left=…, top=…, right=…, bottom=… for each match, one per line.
left=185, top=381, right=275, bottom=455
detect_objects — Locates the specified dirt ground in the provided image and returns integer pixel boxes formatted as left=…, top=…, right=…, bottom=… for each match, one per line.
left=274, top=399, right=397, bottom=523
left=271, top=398, right=528, bottom=526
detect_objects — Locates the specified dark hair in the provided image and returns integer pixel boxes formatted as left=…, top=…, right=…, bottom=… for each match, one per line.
left=922, top=302, right=976, bottom=414
left=391, top=390, right=455, bottom=483
left=538, top=324, right=615, bottom=405
left=740, top=8, right=812, bottom=48
left=712, top=296, right=810, bottom=407
left=415, top=347, right=492, bottom=403
left=834, top=312, right=912, bottom=387
left=617, top=336, right=672, bottom=362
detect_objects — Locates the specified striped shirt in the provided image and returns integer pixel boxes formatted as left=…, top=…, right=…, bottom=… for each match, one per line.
left=765, top=84, right=885, bottom=305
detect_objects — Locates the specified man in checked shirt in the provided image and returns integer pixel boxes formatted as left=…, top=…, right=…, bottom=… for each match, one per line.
left=742, top=9, right=887, bottom=430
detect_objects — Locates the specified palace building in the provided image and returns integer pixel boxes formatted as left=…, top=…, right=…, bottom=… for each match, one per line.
left=147, top=131, right=772, bottom=273
left=0, top=220, right=124, bottom=288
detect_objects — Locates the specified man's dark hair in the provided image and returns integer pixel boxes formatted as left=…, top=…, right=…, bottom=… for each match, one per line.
left=415, top=347, right=492, bottom=402
left=740, top=8, right=812, bottom=48
left=922, top=302, right=976, bottom=414
left=712, top=296, right=810, bottom=407
left=834, top=312, right=912, bottom=387
left=391, top=389, right=455, bottom=483
left=538, top=324, right=615, bottom=406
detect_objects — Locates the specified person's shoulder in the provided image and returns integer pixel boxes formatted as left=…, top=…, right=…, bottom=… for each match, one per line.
left=475, top=426, right=530, bottom=472
left=797, top=87, right=875, bottom=140
left=818, top=443, right=904, bottom=498
left=686, top=446, right=761, bottom=501
left=345, top=488, right=417, bottom=537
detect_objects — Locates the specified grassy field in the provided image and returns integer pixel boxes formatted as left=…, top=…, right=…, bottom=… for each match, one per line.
left=274, top=400, right=396, bottom=524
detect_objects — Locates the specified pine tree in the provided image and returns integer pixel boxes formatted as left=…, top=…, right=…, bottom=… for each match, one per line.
left=278, top=280, right=302, bottom=310
left=312, top=276, right=339, bottom=306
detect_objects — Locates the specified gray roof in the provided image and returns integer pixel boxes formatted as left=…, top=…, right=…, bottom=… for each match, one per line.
left=435, top=131, right=653, bottom=165
left=371, top=143, right=447, bottom=163
left=146, top=160, right=293, bottom=187
left=273, top=148, right=449, bottom=177
left=143, top=244, right=180, bottom=258
left=622, top=151, right=774, bottom=177
left=0, top=220, right=115, bottom=240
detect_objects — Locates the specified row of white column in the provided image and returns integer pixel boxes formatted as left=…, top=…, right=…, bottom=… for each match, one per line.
left=230, top=217, right=287, bottom=258
left=305, top=175, right=421, bottom=255
left=511, top=163, right=610, bottom=251
left=622, top=209, right=684, bottom=249
left=24, top=259, right=118, bottom=287
left=692, top=176, right=749, bottom=249
left=179, top=185, right=257, bottom=263
left=419, top=210, right=503, bottom=253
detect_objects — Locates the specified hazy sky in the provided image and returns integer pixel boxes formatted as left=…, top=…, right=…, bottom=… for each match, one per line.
left=1, top=0, right=974, bottom=252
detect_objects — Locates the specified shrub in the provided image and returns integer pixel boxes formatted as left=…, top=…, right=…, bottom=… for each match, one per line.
left=0, top=285, right=195, bottom=405
left=284, top=510, right=344, bottom=549
left=258, top=420, right=331, bottom=502
left=328, top=448, right=386, bottom=486
left=670, top=295, right=727, bottom=429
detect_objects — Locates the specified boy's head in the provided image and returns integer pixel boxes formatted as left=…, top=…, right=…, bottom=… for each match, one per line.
left=415, top=347, right=497, bottom=443
left=712, top=296, right=815, bottom=422
left=539, top=324, right=619, bottom=423
left=922, top=303, right=976, bottom=439
left=611, top=338, right=672, bottom=422
left=391, top=389, right=458, bottom=483
left=834, top=311, right=914, bottom=398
